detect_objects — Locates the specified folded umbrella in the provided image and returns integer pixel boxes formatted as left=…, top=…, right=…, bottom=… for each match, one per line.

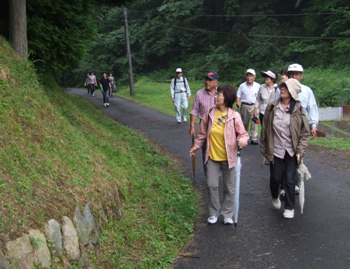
left=297, top=162, right=312, bottom=214
left=233, top=148, right=242, bottom=227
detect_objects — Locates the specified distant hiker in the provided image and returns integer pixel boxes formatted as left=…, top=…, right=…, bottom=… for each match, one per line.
left=99, top=72, right=111, bottom=107
left=108, top=72, right=116, bottom=97
left=190, top=85, right=249, bottom=224
left=280, top=68, right=288, bottom=83
left=287, top=63, right=319, bottom=138
left=170, top=68, right=191, bottom=124
left=84, top=72, right=97, bottom=96
left=260, top=78, right=310, bottom=219
left=189, top=71, right=219, bottom=176
left=254, top=70, right=278, bottom=127
left=236, top=69, right=260, bottom=145
left=84, top=73, right=90, bottom=94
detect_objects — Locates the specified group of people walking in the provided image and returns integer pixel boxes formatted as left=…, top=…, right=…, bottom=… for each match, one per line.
left=84, top=72, right=116, bottom=107
left=182, top=63, right=319, bottom=224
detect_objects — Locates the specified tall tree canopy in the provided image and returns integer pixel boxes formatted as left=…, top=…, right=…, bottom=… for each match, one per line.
left=77, top=0, right=349, bottom=83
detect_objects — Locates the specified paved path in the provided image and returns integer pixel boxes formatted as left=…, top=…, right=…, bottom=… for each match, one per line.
left=69, top=89, right=350, bottom=269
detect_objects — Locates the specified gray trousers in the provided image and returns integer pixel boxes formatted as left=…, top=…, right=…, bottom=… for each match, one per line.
left=241, top=103, right=258, bottom=141
left=206, top=158, right=235, bottom=218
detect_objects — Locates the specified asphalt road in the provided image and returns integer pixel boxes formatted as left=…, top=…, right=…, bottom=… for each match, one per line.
left=69, top=89, right=350, bottom=269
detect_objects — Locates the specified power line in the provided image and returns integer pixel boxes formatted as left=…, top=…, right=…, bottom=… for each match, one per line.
left=127, top=9, right=341, bottom=18
left=171, top=25, right=350, bottom=40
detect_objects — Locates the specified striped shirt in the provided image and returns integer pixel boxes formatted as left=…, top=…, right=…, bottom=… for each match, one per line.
left=190, top=88, right=216, bottom=120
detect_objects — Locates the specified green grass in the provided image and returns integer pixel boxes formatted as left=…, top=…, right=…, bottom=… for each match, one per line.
left=117, top=76, right=350, bottom=150
left=117, top=76, right=204, bottom=117
left=0, top=37, right=198, bottom=268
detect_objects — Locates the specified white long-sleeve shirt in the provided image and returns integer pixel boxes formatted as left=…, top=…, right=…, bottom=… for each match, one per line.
left=170, top=77, right=191, bottom=99
left=300, top=84, right=319, bottom=129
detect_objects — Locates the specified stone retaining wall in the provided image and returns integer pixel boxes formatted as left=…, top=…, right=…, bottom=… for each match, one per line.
left=1, top=186, right=123, bottom=269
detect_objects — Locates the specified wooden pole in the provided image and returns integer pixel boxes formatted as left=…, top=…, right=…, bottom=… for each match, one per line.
left=124, top=8, right=134, bottom=96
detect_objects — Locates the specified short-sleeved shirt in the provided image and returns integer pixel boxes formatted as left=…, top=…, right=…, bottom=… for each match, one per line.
left=190, top=88, right=216, bottom=120
left=100, top=78, right=110, bottom=91
left=237, top=81, right=260, bottom=104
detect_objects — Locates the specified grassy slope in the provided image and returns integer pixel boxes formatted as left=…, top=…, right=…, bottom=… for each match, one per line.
left=117, top=76, right=350, bottom=150
left=0, top=39, right=197, bottom=268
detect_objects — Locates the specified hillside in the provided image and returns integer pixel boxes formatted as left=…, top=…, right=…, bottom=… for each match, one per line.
left=0, top=38, right=197, bottom=267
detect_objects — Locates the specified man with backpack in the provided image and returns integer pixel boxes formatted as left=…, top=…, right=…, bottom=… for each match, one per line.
left=170, top=68, right=191, bottom=124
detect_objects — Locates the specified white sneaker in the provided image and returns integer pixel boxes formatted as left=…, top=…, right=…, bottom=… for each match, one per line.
left=207, top=216, right=218, bottom=224
left=224, top=217, right=233, bottom=225
left=183, top=118, right=187, bottom=122
left=272, top=198, right=281, bottom=209
left=106, top=103, right=110, bottom=107
left=283, top=209, right=295, bottom=219
left=295, top=185, right=300, bottom=195
left=103, top=103, right=107, bottom=107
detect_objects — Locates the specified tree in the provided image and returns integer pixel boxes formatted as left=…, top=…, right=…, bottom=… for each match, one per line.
left=9, top=0, right=28, bottom=58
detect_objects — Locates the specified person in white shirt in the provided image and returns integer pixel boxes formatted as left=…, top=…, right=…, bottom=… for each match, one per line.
left=170, top=68, right=191, bottom=124
left=287, top=63, right=319, bottom=138
left=236, top=69, right=260, bottom=145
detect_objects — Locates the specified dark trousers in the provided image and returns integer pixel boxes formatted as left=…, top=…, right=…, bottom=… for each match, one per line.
left=259, top=113, right=264, bottom=128
left=270, top=152, right=297, bottom=210
left=103, top=89, right=110, bottom=103
left=88, top=84, right=95, bottom=95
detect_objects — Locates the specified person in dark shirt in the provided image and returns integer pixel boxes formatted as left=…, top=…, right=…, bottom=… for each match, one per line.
left=99, top=72, right=111, bottom=107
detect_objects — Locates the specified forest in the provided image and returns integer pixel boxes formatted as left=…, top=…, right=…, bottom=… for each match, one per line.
left=1, top=0, right=349, bottom=102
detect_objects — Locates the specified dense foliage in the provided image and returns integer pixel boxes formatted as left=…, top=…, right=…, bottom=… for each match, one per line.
left=1, top=0, right=349, bottom=103
left=77, top=0, right=350, bottom=85
left=26, top=0, right=98, bottom=76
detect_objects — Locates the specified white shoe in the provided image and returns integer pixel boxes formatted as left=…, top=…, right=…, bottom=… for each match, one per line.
left=272, top=198, right=281, bottom=209
left=283, top=209, right=295, bottom=219
left=207, top=216, right=218, bottom=224
left=224, top=217, right=233, bottom=225
left=103, top=103, right=107, bottom=107
left=295, top=185, right=300, bottom=195
left=106, top=103, right=110, bottom=107
left=183, top=118, right=187, bottom=122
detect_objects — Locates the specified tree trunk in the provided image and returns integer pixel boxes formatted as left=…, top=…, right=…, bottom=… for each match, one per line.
left=9, top=0, right=28, bottom=58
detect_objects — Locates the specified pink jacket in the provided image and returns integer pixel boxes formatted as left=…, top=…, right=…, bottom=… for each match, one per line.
left=192, top=107, right=249, bottom=169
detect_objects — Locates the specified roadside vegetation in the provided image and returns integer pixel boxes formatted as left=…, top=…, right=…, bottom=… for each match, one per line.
left=117, top=75, right=350, bottom=150
left=0, top=39, right=198, bottom=268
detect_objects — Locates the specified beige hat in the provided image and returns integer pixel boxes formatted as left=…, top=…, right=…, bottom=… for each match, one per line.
left=280, top=78, right=301, bottom=101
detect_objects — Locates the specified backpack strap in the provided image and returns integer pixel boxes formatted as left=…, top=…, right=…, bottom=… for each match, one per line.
left=173, top=76, right=187, bottom=91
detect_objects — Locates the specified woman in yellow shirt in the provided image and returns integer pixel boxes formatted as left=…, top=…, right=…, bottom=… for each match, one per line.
left=190, top=85, right=249, bottom=224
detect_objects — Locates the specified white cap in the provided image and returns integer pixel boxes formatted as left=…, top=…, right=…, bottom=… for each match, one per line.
left=176, top=68, right=182, bottom=73
left=261, top=70, right=276, bottom=79
left=246, top=68, right=256, bottom=76
left=287, top=63, right=304, bottom=73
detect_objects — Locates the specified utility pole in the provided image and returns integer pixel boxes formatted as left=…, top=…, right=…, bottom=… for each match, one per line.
left=124, top=7, right=134, bottom=96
